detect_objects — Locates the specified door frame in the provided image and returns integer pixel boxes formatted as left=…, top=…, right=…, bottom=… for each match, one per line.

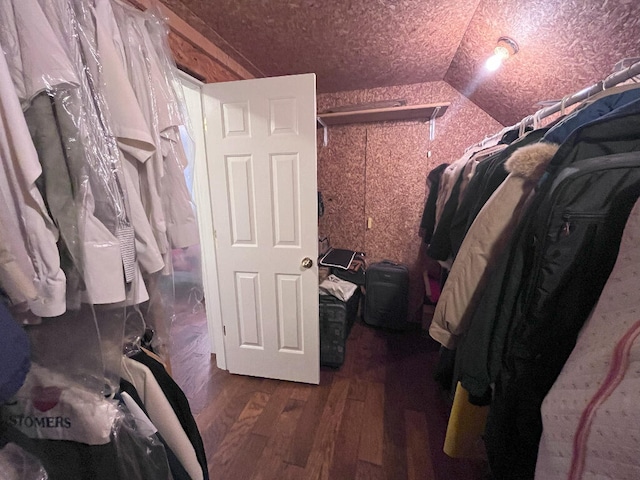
left=179, top=70, right=227, bottom=369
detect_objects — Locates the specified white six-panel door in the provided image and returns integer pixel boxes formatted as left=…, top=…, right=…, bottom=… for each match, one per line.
left=202, top=74, right=319, bottom=384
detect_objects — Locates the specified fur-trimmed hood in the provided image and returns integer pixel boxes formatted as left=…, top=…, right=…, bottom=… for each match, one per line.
left=505, top=142, right=560, bottom=180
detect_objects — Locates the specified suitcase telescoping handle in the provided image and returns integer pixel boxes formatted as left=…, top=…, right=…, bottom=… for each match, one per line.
left=380, top=259, right=399, bottom=266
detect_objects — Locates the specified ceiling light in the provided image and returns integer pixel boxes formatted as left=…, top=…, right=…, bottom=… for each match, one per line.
left=485, top=36, right=519, bottom=71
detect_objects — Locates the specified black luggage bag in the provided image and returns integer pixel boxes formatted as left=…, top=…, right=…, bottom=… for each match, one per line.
left=364, top=260, right=409, bottom=329
left=319, top=289, right=361, bottom=367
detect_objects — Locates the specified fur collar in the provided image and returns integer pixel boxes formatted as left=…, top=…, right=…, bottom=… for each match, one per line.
left=505, top=142, right=560, bottom=180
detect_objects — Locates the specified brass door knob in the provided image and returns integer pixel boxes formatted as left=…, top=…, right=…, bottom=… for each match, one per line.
left=301, top=257, right=313, bottom=269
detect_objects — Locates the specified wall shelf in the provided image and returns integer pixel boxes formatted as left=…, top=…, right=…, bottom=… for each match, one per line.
left=317, top=102, right=449, bottom=126
left=316, top=102, right=450, bottom=146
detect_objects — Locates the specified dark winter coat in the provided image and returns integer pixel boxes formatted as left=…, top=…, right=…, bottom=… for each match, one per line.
left=458, top=97, right=640, bottom=480
left=419, top=163, right=449, bottom=243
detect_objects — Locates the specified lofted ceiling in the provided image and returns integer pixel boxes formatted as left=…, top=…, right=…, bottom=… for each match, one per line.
left=162, top=0, right=640, bottom=126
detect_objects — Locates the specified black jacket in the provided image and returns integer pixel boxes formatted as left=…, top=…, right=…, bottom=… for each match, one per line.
left=419, top=163, right=449, bottom=243
left=458, top=97, right=640, bottom=479
left=486, top=152, right=640, bottom=480
left=458, top=98, right=640, bottom=400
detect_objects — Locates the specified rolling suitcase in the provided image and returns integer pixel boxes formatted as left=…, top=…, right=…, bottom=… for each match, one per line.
left=364, top=260, right=408, bottom=329
left=319, top=289, right=361, bottom=367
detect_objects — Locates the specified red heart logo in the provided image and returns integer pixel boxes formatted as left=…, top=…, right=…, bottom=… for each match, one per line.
left=31, top=386, right=62, bottom=412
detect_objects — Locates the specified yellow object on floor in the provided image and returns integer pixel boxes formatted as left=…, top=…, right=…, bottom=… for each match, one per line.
left=443, top=382, right=489, bottom=459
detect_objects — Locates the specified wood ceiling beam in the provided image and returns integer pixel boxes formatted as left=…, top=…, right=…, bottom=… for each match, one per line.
left=125, top=0, right=256, bottom=82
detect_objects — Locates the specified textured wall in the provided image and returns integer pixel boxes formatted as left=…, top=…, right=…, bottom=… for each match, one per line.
left=318, top=81, right=502, bottom=320
left=318, top=126, right=367, bottom=252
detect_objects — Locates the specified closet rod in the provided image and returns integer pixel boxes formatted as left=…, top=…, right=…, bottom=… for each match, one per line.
left=476, top=59, right=640, bottom=148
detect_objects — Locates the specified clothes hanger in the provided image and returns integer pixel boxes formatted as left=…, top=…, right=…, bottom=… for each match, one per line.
left=518, top=115, right=532, bottom=137
left=560, top=94, right=570, bottom=116
left=188, top=286, right=205, bottom=314
left=533, top=110, right=543, bottom=130
left=123, top=304, right=147, bottom=357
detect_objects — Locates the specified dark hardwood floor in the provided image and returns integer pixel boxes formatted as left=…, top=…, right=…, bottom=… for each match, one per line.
left=170, top=308, right=488, bottom=480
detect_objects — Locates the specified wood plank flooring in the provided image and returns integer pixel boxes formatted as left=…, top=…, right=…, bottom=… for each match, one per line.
left=170, top=310, right=489, bottom=480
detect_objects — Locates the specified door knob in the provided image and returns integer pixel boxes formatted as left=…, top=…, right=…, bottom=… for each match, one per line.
left=301, top=257, right=313, bottom=269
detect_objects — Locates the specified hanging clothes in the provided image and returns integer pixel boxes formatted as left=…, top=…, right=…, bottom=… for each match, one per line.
left=428, top=143, right=507, bottom=264
left=121, top=356, right=204, bottom=480
left=92, top=0, right=166, bottom=287
left=429, top=142, right=559, bottom=349
left=434, top=143, right=495, bottom=227
left=119, top=378, right=191, bottom=480
left=447, top=128, right=549, bottom=260
left=1, top=424, right=122, bottom=480
left=112, top=0, right=199, bottom=274
left=456, top=92, right=640, bottom=405
left=455, top=97, right=640, bottom=479
left=44, top=0, right=143, bottom=305
left=2, top=363, right=119, bottom=445
left=542, top=85, right=640, bottom=146
left=1, top=0, right=135, bottom=309
left=115, top=390, right=176, bottom=480
left=535, top=196, right=640, bottom=480
left=419, top=163, right=449, bottom=243
left=0, top=2, right=207, bottom=479
left=0, top=12, right=66, bottom=316
left=1, top=366, right=177, bottom=480
left=131, top=350, right=209, bottom=480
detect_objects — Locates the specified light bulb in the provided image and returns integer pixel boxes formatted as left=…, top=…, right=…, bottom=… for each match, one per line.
left=485, top=45, right=511, bottom=71
left=485, top=53, right=503, bottom=71
left=494, top=46, right=510, bottom=60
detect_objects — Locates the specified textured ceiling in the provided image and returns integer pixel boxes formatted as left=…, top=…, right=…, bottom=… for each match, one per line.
left=164, top=0, right=640, bottom=126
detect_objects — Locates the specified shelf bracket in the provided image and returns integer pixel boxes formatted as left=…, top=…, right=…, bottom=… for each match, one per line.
left=429, top=106, right=441, bottom=141
left=317, top=116, right=328, bottom=147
